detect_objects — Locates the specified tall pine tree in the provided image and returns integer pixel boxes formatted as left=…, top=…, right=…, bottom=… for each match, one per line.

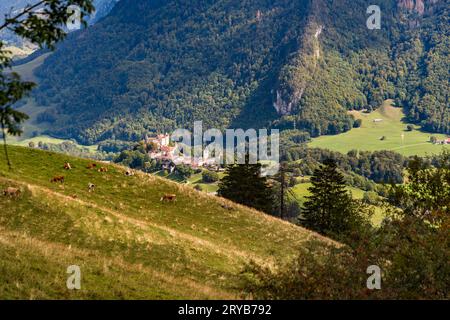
left=301, top=159, right=361, bottom=237
left=218, top=163, right=273, bottom=213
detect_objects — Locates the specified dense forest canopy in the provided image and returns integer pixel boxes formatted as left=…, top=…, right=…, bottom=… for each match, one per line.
left=27, top=0, right=448, bottom=145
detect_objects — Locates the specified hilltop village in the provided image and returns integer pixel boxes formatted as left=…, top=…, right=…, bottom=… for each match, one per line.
left=145, top=134, right=219, bottom=172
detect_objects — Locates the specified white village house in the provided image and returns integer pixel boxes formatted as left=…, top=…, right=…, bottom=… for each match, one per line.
left=146, top=133, right=215, bottom=169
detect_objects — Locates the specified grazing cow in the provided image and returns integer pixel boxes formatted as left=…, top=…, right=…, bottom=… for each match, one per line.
left=221, top=204, right=235, bottom=211
left=160, top=194, right=177, bottom=202
left=86, top=163, right=97, bottom=169
left=63, top=163, right=72, bottom=170
left=98, top=167, right=108, bottom=173
left=3, top=187, right=21, bottom=198
left=125, top=169, right=134, bottom=176
left=88, top=183, right=95, bottom=193
left=50, top=176, right=65, bottom=183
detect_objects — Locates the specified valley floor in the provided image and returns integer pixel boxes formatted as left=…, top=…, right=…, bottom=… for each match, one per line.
left=309, top=100, right=449, bottom=157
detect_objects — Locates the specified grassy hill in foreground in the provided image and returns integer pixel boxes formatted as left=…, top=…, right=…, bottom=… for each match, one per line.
left=0, top=146, right=330, bottom=299
left=309, top=101, right=449, bottom=157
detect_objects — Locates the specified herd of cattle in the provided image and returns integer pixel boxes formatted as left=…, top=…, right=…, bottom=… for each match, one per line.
left=2, top=162, right=177, bottom=203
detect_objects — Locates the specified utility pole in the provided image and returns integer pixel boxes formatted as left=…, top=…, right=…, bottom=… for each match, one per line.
left=279, top=162, right=289, bottom=219
left=1, top=119, right=12, bottom=170
left=277, top=162, right=299, bottom=220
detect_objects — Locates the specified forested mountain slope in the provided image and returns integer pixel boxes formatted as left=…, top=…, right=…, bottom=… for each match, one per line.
left=394, top=1, right=449, bottom=134
left=30, top=0, right=448, bottom=145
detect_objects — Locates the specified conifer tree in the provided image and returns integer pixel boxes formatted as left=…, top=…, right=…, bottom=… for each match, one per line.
left=218, top=163, right=273, bottom=213
left=301, top=159, right=359, bottom=237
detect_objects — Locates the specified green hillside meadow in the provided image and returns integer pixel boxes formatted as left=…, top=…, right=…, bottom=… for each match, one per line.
left=0, top=145, right=330, bottom=299
left=309, top=101, right=449, bottom=157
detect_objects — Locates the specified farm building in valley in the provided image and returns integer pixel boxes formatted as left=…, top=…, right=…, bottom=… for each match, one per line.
left=435, top=138, right=450, bottom=145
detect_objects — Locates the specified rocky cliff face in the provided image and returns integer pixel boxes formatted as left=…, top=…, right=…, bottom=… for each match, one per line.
left=398, top=0, right=415, bottom=11
left=273, top=87, right=305, bottom=116
left=397, top=0, right=439, bottom=15
left=272, top=23, right=322, bottom=116
left=397, top=0, right=440, bottom=28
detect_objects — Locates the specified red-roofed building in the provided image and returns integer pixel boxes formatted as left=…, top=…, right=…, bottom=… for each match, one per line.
left=436, top=138, right=450, bottom=145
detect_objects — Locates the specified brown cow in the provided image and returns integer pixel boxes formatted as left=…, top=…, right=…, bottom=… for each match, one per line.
left=160, top=194, right=177, bottom=202
left=98, top=167, right=108, bottom=172
left=3, top=187, right=21, bottom=198
left=86, top=163, right=97, bottom=169
left=51, top=176, right=65, bottom=183
left=63, top=163, right=72, bottom=170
